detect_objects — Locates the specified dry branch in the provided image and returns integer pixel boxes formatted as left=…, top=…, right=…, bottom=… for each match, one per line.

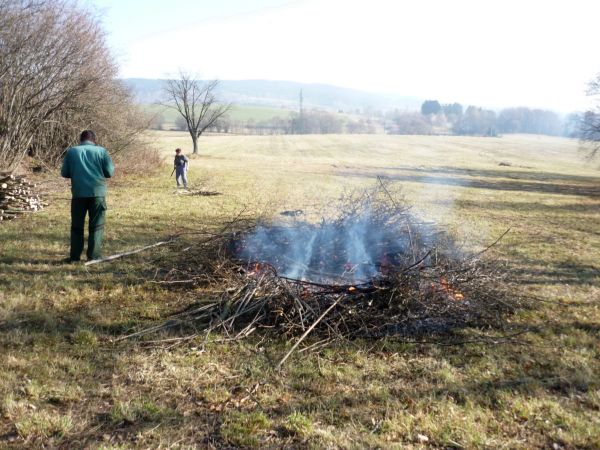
left=85, top=240, right=174, bottom=266
left=277, top=294, right=344, bottom=369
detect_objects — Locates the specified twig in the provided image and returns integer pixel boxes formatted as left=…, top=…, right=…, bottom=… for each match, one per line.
left=465, top=228, right=511, bottom=261
left=277, top=295, right=344, bottom=369
left=377, top=176, right=417, bottom=263
left=113, top=320, right=180, bottom=342
left=149, top=278, right=199, bottom=285
left=399, top=250, right=431, bottom=272
left=278, top=276, right=374, bottom=290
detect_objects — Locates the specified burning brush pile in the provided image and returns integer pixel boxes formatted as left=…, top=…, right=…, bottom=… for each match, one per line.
left=134, top=185, right=517, bottom=356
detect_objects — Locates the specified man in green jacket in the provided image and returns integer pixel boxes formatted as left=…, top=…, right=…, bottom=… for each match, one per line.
left=61, top=130, right=114, bottom=262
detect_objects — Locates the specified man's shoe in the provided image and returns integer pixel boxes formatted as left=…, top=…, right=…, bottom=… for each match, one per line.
left=62, top=257, right=80, bottom=264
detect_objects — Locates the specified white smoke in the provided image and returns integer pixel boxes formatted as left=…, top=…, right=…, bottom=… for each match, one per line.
left=238, top=209, right=412, bottom=284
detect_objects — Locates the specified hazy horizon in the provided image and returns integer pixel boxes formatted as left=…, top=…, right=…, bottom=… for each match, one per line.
left=89, top=0, right=600, bottom=113
left=124, top=77, right=577, bottom=117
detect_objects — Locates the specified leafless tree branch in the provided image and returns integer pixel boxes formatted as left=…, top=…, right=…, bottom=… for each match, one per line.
left=162, top=71, right=232, bottom=154
left=580, top=73, right=600, bottom=161
left=0, top=0, right=149, bottom=171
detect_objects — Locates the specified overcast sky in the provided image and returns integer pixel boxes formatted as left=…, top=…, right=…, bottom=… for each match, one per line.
left=89, top=0, right=600, bottom=112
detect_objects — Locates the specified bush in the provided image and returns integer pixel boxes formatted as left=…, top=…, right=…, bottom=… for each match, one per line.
left=112, top=143, right=163, bottom=177
left=290, top=110, right=344, bottom=134
left=0, top=0, right=148, bottom=171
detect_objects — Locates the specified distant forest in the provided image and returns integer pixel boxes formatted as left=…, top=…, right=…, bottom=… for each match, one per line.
left=152, top=102, right=580, bottom=139
left=129, top=79, right=580, bottom=138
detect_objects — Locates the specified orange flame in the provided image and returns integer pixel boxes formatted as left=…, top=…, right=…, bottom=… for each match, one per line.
left=248, top=262, right=268, bottom=277
left=438, top=277, right=464, bottom=301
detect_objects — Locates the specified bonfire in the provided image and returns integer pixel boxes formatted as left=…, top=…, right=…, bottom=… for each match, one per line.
left=124, top=182, right=518, bottom=366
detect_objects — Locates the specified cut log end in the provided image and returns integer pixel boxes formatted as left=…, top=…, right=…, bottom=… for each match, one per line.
left=0, top=175, right=46, bottom=224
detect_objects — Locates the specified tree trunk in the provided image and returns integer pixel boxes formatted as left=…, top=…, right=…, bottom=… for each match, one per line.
left=191, top=133, right=198, bottom=154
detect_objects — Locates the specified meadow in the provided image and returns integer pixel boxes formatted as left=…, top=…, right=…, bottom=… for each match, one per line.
left=0, top=132, right=599, bottom=448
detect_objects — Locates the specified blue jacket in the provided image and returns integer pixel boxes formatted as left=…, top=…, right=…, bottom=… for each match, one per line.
left=61, top=141, right=114, bottom=198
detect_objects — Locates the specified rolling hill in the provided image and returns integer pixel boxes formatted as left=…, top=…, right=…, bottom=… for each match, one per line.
left=124, top=78, right=423, bottom=113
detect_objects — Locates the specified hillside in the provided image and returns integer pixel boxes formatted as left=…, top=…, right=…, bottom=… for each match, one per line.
left=124, top=78, right=423, bottom=112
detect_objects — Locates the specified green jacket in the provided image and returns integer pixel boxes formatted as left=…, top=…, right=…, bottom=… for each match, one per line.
left=61, top=141, right=114, bottom=198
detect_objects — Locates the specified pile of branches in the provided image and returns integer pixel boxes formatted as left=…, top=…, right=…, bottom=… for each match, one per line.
left=126, top=185, right=520, bottom=360
left=0, top=173, right=45, bottom=222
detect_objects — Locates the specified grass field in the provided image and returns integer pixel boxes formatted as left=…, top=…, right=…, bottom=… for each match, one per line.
left=1, top=133, right=599, bottom=448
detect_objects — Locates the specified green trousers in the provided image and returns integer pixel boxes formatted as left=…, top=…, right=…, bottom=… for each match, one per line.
left=70, top=197, right=106, bottom=261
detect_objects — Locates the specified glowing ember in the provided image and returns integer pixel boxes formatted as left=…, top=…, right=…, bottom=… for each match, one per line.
left=439, top=277, right=464, bottom=301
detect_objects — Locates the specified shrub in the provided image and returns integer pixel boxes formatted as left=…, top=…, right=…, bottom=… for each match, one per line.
left=0, top=0, right=148, bottom=171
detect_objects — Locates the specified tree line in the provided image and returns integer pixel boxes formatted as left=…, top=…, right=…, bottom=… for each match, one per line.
left=152, top=98, right=577, bottom=138
left=0, top=0, right=145, bottom=172
left=151, top=109, right=380, bottom=135
left=403, top=100, right=566, bottom=137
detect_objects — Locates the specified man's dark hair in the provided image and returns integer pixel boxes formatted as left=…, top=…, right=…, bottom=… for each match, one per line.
left=80, top=130, right=96, bottom=143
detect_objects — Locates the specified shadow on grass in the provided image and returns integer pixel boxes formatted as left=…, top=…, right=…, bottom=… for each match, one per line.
left=275, top=321, right=599, bottom=419
left=456, top=199, right=600, bottom=215
left=510, top=262, right=600, bottom=286
left=0, top=315, right=135, bottom=348
left=335, top=166, right=600, bottom=198
left=383, top=166, right=600, bottom=185
left=0, top=228, right=175, bottom=267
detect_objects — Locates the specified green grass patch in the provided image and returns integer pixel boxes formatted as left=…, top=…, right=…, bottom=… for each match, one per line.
left=15, top=411, right=74, bottom=440
left=283, top=411, right=314, bottom=437
left=220, top=410, right=272, bottom=447
left=109, top=398, right=177, bottom=426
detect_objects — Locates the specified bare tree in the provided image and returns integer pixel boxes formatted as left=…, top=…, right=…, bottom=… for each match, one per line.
left=580, top=74, right=600, bottom=161
left=163, top=72, right=231, bottom=154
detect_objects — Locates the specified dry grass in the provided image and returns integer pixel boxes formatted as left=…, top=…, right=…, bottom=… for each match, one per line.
left=0, top=132, right=599, bottom=448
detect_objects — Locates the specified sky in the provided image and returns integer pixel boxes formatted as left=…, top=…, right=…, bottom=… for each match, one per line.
left=88, top=0, right=600, bottom=112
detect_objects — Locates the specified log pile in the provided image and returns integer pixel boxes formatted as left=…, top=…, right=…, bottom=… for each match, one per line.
left=0, top=173, right=45, bottom=222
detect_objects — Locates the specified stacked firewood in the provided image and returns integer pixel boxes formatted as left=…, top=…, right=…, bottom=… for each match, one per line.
left=0, top=173, right=45, bottom=222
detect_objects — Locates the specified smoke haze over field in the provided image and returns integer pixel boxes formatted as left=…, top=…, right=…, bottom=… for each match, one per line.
left=90, top=0, right=600, bottom=113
